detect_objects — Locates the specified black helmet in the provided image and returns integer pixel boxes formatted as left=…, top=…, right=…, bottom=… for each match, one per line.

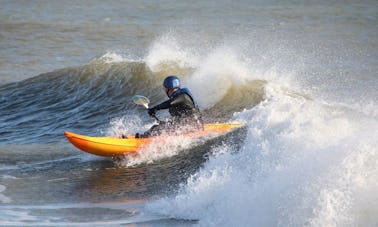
left=163, top=76, right=180, bottom=89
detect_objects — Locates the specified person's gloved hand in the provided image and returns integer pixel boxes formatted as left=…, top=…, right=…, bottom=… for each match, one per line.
left=148, top=107, right=157, bottom=117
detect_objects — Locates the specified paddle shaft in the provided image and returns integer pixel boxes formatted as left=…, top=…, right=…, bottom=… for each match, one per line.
left=150, top=112, right=160, bottom=122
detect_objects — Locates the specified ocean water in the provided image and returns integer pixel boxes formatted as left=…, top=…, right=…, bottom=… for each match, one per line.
left=1, top=0, right=377, bottom=226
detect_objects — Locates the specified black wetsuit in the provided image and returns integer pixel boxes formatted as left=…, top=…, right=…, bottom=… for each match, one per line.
left=143, top=88, right=203, bottom=137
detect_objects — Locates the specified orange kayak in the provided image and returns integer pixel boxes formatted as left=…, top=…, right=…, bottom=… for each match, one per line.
left=64, top=123, right=244, bottom=157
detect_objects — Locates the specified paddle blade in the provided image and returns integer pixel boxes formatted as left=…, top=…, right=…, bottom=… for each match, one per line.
left=132, top=95, right=150, bottom=109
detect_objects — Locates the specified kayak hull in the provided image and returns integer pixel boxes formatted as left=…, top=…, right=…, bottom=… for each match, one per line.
left=64, top=123, right=244, bottom=157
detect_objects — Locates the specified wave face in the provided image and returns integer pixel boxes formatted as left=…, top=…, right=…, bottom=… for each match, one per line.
left=0, top=53, right=265, bottom=144
left=0, top=62, right=156, bottom=143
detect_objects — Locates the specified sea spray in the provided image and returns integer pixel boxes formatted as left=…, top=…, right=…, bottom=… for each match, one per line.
left=147, top=82, right=378, bottom=226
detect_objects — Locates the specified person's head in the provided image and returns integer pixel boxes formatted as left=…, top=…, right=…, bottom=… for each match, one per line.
left=163, top=75, right=180, bottom=97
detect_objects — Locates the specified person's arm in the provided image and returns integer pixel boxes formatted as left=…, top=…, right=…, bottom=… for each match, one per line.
left=147, top=99, right=171, bottom=116
left=153, top=99, right=172, bottom=110
left=148, top=94, right=189, bottom=115
left=155, top=94, right=188, bottom=110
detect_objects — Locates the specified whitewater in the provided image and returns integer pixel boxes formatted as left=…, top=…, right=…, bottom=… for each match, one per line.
left=1, top=0, right=377, bottom=226
left=142, top=34, right=378, bottom=226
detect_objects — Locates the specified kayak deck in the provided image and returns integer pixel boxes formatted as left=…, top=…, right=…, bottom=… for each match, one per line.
left=64, top=123, right=244, bottom=157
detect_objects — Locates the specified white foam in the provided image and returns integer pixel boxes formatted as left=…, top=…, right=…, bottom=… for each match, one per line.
left=0, top=184, right=12, bottom=203
left=0, top=164, right=19, bottom=171
left=103, top=115, right=146, bottom=138
left=147, top=82, right=378, bottom=226
left=1, top=175, right=19, bottom=179
left=143, top=33, right=295, bottom=110
left=116, top=135, right=197, bottom=167
left=92, top=52, right=143, bottom=64
left=145, top=34, right=198, bottom=72
left=139, top=31, right=378, bottom=226
left=186, top=45, right=253, bottom=109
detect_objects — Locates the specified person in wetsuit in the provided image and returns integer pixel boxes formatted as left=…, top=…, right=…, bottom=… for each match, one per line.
left=136, top=76, right=203, bottom=138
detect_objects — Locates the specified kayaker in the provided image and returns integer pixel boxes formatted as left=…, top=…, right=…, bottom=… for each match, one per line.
left=136, top=75, right=203, bottom=138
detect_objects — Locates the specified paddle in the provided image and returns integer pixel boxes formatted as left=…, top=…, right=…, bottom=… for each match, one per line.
left=132, top=95, right=150, bottom=109
left=132, top=95, right=160, bottom=122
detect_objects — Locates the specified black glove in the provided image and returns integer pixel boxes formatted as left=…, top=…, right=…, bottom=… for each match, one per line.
left=148, top=107, right=157, bottom=117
